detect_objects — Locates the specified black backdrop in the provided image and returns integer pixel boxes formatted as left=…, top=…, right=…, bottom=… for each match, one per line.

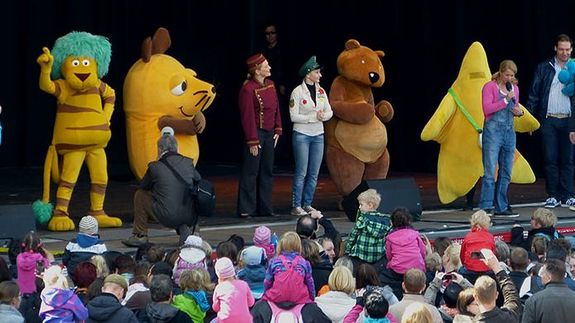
left=1, top=0, right=574, bottom=179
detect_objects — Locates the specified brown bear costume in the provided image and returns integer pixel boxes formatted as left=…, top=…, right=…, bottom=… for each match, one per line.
left=325, top=39, right=394, bottom=198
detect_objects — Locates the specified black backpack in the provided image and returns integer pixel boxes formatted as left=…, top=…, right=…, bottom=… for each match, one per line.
left=160, top=159, right=216, bottom=219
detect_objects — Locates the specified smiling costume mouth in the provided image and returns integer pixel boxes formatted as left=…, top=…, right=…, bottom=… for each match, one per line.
left=75, top=73, right=90, bottom=82
left=178, top=90, right=213, bottom=117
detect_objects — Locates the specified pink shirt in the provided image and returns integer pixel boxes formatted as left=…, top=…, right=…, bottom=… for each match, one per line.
left=482, top=80, right=519, bottom=121
left=213, top=279, right=255, bottom=323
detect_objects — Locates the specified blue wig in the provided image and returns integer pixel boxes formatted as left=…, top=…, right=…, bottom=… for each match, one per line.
left=51, top=31, right=112, bottom=80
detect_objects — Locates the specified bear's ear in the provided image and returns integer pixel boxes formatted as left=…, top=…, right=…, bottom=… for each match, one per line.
left=152, top=27, right=171, bottom=55
left=345, top=39, right=361, bottom=50
left=375, top=50, right=385, bottom=58
left=141, top=37, right=152, bottom=63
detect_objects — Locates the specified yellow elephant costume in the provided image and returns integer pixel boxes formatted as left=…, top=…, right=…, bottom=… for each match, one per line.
left=33, top=31, right=122, bottom=231
left=123, top=27, right=216, bottom=180
left=421, top=42, right=540, bottom=204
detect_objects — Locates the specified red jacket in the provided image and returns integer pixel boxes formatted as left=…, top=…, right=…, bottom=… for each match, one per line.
left=238, top=79, right=282, bottom=146
left=460, top=227, right=496, bottom=272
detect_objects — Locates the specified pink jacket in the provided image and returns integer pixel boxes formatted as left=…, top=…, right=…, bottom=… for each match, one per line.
left=213, top=279, right=255, bottom=323
left=17, top=251, right=50, bottom=294
left=482, top=80, right=519, bottom=121
left=385, top=227, right=426, bottom=274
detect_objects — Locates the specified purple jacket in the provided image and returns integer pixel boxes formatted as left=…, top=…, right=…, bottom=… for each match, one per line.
left=16, top=251, right=50, bottom=294
left=264, top=251, right=315, bottom=301
left=385, top=227, right=426, bottom=274
left=39, top=288, right=88, bottom=322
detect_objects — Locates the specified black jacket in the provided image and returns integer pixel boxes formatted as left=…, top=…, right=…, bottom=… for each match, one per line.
left=251, top=300, right=331, bottom=323
left=141, top=152, right=201, bottom=228
left=140, top=302, right=192, bottom=323
left=86, top=293, right=139, bottom=323
left=510, top=225, right=559, bottom=251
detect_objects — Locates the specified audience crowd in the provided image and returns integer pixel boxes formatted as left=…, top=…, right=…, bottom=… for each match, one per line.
left=0, top=202, right=574, bottom=323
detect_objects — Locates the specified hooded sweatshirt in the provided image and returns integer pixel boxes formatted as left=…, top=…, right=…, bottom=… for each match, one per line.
left=315, top=291, right=356, bottom=323
left=385, top=227, right=426, bottom=274
left=39, top=288, right=88, bottom=322
left=237, top=264, right=266, bottom=299
left=145, top=302, right=192, bottom=323
left=17, top=251, right=50, bottom=294
left=172, top=291, right=209, bottom=323
left=87, top=292, right=138, bottom=323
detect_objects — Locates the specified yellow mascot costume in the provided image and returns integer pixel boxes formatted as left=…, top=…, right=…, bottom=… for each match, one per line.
left=123, top=27, right=216, bottom=180
left=33, top=31, right=122, bottom=231
left=421, top=42, right=540, bottom=204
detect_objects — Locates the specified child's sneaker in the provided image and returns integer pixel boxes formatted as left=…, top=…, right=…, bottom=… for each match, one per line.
left=562, top=197, right=575, bottom=208
left=290, top=207, right=308, bottom=216
left=544, top=197, right=560, bottom=208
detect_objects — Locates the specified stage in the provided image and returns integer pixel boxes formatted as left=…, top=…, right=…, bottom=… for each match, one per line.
left=1, top=164, right=574, bottom=254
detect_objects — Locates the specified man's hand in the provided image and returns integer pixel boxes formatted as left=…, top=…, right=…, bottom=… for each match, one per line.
left=310, top=210, right=323, bottom=220
left=570, top=132, right=575, bottom=144
left=480, top=248, right=502, bottom=273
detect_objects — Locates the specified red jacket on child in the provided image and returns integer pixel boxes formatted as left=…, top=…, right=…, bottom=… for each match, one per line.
left=460, top=226, right=496, bottom=272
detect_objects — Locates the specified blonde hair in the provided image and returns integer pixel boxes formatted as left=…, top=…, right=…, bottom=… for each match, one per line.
left=277, top=231, right=302, bottom=254
left=401, top=302, right=433, bottom=323
left=43, top=265, right=69, bottom=289
left=492, top=59, right=518, bottom=84
left=425, top=252, right=442, bottom=272
left=357, top=189, right=381, bottom=208
left=532, top=208, right=557, bottom=227
left=328, top=266, right=355, bottom=295
left=444, top=243, right=462, bottom=269
left=470, top=210, right=491, bottom=230
left=474, top=276, right=497, bottom=304
left=179, top=268, right=214, bottom=292
left=90, top=255, right=109, bottom=278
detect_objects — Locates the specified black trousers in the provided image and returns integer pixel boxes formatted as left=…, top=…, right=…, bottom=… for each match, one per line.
left=238, top=129, right=275, bottom=216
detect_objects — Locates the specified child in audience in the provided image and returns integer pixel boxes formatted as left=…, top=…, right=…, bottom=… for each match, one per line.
left=253, top=226, right=275, bottom=260
left=16, top=231, right=51, bottom=295
left=343, top=286, right=397, bottom=323
left=237, top=245, right=266, bottom=299
left=263, top=231, right=315, bottom=304
left=173, top=235, right=207, bottom=285
left=511, top=208, right=560, bottom=250
left=173, top=268, right=214, bottom=322
left=212, top=257, right=254, bottom=323
left=385, top=207, right=426, bottom=274
left=346, top=189, right=392, bottom=264
left=39, top=265, right=88, bottom=322
left=460, top=210, right=496, bottom=276
left=62, top=215, right=107, bottom=280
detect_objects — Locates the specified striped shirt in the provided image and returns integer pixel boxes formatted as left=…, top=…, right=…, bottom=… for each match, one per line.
left=547, top=58, right=571, bottom=116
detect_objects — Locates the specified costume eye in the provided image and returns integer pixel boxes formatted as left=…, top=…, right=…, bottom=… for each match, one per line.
left=171, top=80, right=188, bottom=96
left=72, top=60, right=80, bottom=67
left=82, top=60, right=90, bottom=66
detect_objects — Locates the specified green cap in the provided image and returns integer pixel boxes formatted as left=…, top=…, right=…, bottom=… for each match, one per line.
left=298, top=56, right=322, bottom=77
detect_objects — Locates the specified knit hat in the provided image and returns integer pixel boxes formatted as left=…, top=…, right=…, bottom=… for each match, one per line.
left=104, top=273, right=128, bottom=291
left=241, top=246, right=265, bottom=266
left=184, top=235, right=203, bottom=248
left=215, top=257, right=235, bottom=279
left=246, top=53, right=266, bottom=70
left=253, top=225, right=271, bottom=245
left=79, top=215, right=98, bottom=235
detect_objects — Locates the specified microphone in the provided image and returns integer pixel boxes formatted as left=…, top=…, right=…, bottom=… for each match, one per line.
left=505, top=81, right=516, bottom=104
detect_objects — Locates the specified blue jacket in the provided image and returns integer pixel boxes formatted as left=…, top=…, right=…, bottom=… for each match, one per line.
left=527, top=57, right=575, bottom=130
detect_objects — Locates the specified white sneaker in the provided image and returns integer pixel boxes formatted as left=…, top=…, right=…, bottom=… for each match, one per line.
left=544, top=197, right=560, bottom=208
left=303, top=206, right=318, bottom=213
left=290, top=207, right=308, bottom=216
left=562, top=197, right=575, bottom=208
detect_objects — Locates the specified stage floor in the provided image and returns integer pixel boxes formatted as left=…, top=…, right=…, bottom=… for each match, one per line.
left=1, top=164, right=574, bottom=254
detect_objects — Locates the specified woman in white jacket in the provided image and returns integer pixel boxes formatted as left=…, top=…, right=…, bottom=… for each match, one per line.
left=289, top=56, right=333, bottom=216
left=315, top=266, right=356, bottom=322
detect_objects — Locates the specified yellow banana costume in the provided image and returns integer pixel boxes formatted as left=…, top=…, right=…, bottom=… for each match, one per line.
left=124, top=28, right=216, bottom=180
left=421, top=42, right=540, bottom=204
left=33, top=32, right=122, bottom=231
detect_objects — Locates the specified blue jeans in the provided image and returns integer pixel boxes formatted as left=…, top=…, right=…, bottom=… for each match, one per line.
left=479, top=120, right=515, bottom=212
left=541, top=117, right=574, bottom=201
left=292, top=131, right=324, bottom=207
